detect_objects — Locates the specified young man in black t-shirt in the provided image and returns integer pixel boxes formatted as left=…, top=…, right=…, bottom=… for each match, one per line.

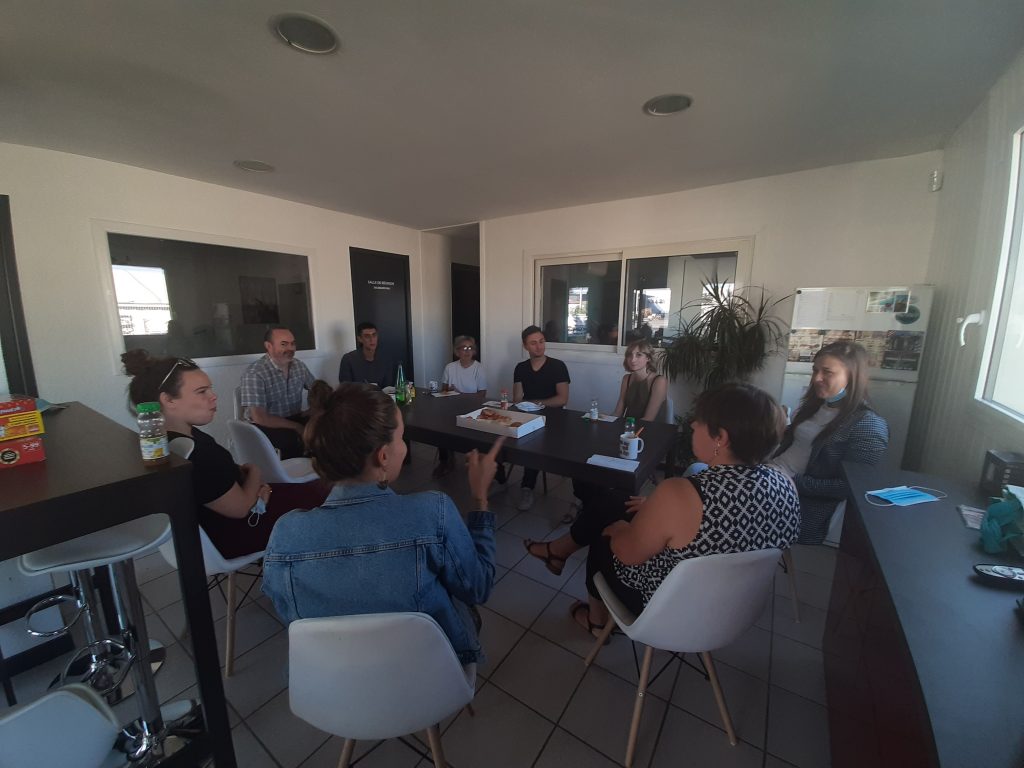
left=512, top=325, right=571, bottom=510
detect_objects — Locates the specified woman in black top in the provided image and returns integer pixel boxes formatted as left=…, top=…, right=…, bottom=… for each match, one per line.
left=122, top=350, right=329, bottom=558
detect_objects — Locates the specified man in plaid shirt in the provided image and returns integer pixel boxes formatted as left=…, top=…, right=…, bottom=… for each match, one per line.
left=240, top=327, right=315, bottom=459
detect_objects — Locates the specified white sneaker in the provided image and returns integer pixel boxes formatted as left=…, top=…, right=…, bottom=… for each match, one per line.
left=517, top=488, right=534, bottom=511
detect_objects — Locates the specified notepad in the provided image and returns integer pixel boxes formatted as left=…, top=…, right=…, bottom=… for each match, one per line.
left=581, top=413, right=617, bottom=422
left=587, top=454, right=639, bottom=472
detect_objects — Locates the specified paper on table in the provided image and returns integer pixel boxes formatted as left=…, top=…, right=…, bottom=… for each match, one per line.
left=587, top=454, right=639, bottom=472
left=581, top=413, right=617, bottom=423
left=431, top=391, right=460, bottom=397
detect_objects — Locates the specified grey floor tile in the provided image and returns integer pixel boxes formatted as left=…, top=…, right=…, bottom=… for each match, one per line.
left=484, top=570, right=557, bottom=628
left=134, top=551, right=176, bottom=586
left=222, top=631, right=289, bottom=718
left=774, top=569, right=832, bottom=612
left=153, top=641, right=199, bottom=704
left=501, top=510, right=560, bottom=540
left=773, top=598, right=828, bottom=650
left=231, top=721, right=279, bottom=768
left=246, top=688, right=331, bottom=768
left=494, top=529, right=528, bottom=569
left=765, top=756, right=800, bottom=768
left=590, top=639, right=677, bottom=702
left=560, top=665, right=668, bottom=767
left=441, top=682, right=554, bottom=768
left=789, top=544, right=837, bottom=581
left=138, top=570, right=184, bottom=611
left=300, top=737, right=406, bottom=767
left=534, top=727, right=620, bottom=768
left=559, top=562, right=590, bottom=602
left=212, top=602, right=284, bottom=666
left=755, top=590, right=775, bottom=631
left=671, top=657, right=768, bottom=749
left=490, top=631, right=586, bottom=721
left=766, top=686, right=831, bottom=768
left=713, top=625, right=772, bottom=681
left=531, top=592, right=599, bottom=659
left=651, top=706, right=765, bottom=768
left=770, top=636, right=827, bottom=705
left=477, top=605, right=527, bottom=677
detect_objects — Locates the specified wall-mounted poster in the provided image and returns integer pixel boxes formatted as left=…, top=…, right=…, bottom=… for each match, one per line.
left=239, top=276, right=280, bottom=324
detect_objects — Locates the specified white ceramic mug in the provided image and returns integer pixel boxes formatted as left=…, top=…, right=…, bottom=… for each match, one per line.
left=619, top=434, right=645, bottom=460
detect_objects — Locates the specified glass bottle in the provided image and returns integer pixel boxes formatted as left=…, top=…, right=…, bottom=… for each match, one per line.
left=395, top=363, right=406, bottom=404
left=624, top=416, right=636, bottom=436
left=589, top=398, right=599, bottom=420
left=137, top=402, right=169, bottom=466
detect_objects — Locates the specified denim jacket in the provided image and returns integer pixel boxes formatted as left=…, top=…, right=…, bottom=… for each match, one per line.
left=262, top=483, right=495, bottom=664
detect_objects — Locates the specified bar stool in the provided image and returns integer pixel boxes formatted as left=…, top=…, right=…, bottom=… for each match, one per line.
left=18, top=514, right=172, bottom=761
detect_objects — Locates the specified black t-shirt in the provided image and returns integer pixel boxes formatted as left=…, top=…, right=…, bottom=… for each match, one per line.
left=170, top=427, right=241, bottom=505
left=338, top=348, right=397, bottom=389
left=513, top=357, right=570, bottom=400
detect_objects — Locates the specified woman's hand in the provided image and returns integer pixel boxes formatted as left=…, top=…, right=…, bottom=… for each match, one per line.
left=623, top=495, right=646, bottom=515
left=466, top=437, right=506, bottom=509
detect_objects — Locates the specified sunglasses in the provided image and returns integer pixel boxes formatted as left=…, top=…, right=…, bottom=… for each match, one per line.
left=159, top=357, right=198, bottom=391
left=458, top=346, right=476, bottom=352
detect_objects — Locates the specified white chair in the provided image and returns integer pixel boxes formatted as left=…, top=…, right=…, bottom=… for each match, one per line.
left=0, top=683, right=121, bottom=767
left=161, top=436, right=265, bottom=677
left=663, top=395, right=675, bottom=425
left=232, top=386, right=243, bottom=420
left=585, top=548, right=781, bottom=768
left=288, top=613, right=476, bottom=768
left=227, top=419, right=317, bottom=483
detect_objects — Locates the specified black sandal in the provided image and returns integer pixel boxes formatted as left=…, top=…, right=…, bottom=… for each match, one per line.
left=570, top=601, right=611, bottom=644
left=524, top=539, right=567, bottom=576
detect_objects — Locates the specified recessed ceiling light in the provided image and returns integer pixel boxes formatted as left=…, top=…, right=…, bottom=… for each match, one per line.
left=234, top=160, right=275, bottom=173
left=643, top=94, right=693, bottom=116
left=272, top=14, right=338, bottom=55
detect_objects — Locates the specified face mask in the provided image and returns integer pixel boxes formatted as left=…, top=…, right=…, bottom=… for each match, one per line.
left=826, top=387, right=847, bottom=404
left=865, top=485, right=946, bottom=507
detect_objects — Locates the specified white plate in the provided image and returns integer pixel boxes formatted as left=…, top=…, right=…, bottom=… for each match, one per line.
left=382, top=386, right=396, bottom=394
left=515, top=402, right=544, bottom=412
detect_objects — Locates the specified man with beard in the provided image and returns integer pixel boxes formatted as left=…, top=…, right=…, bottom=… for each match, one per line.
left=240, top=326, right=316, bottom=459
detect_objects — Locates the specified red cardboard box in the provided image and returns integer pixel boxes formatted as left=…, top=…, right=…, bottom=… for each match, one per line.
left=0, top=394, right=37, bottom=417
left=0, top=435, right=46, bottom=468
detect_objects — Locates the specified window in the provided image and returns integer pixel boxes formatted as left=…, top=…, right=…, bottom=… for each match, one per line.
left=537, top=257, right=622, bottom=345
left=106, top=232, right=314, bottom=360
left=980, top=128, right=1024, bottom=420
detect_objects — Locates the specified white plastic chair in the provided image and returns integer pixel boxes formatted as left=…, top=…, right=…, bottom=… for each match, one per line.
left=0, top=683, right=121, bottom=767
left=586, top=548, right=781, bottom=767
left=663, top=395, right=675, bottom=425
left=161, top=437, right=265, bottom=677
left=226, top=419, right=317, bottom=483
left=288, top=613, right=477, bottom=768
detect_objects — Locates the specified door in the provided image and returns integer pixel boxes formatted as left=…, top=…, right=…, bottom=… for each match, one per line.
left=450, top=263, right=481, bottom=360
left=349, top=247, right=414, bottom=381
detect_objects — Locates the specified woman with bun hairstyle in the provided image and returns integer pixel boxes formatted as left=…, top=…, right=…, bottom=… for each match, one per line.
left=122, top=350, right=330, bottom=559
left=772, top=340, right=889, bottom=544
left=262, top=383, right=503, bottom=664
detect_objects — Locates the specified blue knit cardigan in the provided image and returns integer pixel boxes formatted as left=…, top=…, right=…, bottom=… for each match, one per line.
left=776, top=404, right=889, bottom=545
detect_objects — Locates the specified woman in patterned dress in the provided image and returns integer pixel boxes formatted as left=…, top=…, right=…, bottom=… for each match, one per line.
left=568, top=383, right=801, bottom=638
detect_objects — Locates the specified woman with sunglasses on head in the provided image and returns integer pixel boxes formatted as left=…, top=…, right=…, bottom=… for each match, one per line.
left=771, top=340, right=889, bottom=545
left=434, top=335, right=488, bottom=477
left=610, top=339, right=668, bottom=422
left=262, top=383, right=503, bottom=665
left=122, top=350, right=330, bottom=559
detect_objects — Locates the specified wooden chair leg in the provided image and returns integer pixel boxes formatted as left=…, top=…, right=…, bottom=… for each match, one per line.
left=781, top=549, right=801, bottom=623
left=702, top=652, right=737, bottom=745
left=584, top=617, right=617, bottom=667
left=224, top=571, right=237, bottom=677
left=336, top=738, right=356, bottom=768
left=624, top=645, right=654, bottom=768
left=425, top=724, right=446, bottom=768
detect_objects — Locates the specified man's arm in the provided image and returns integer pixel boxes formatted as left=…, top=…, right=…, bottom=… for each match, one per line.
left=247, top=406, right=304, bottom=432
left=338, top=353, right=354, bottom=384
left=512, top=381, right=525, bottom=403
left=537, top=381, right=569, bottom=407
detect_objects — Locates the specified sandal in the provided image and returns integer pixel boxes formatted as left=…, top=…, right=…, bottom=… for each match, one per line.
left=570, top=600, right=611, bottom=644
left=524, top=539, right=567, bottom=576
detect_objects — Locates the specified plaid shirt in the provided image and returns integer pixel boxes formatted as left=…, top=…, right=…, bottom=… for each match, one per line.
left=239, top=355, right=314, bottom=418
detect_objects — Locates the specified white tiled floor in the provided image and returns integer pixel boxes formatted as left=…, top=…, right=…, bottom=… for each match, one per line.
left=4, top=444, right=834, bottom=767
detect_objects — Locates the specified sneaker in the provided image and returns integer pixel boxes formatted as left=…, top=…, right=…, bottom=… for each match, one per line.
left=517, top=488, right=534, bottom=511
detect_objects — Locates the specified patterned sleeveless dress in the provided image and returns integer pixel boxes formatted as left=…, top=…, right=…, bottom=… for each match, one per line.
left=613, top=463, right=800, bottom=603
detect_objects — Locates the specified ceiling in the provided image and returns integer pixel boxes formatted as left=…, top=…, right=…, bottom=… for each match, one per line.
left=3, top=1, right=1024, bottom=231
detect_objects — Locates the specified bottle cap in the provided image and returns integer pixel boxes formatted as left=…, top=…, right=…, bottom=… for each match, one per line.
left=137, top=402, right=161, bottom=414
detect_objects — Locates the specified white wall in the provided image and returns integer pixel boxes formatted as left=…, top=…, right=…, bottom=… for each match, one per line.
left=906, top=47, right=1024, bottom=482
left=418, top=231, right=455, bottom=384
left=481, top=152, right=942, bottom=421
left=0, top=142, right=421, bottom=444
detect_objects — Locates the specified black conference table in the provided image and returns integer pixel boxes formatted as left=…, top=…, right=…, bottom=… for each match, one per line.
left=401, top=391, right=677, bottom=493
left=826, top=462, right=1024, bottom=768
left=0, top=403, right=235, bottom=767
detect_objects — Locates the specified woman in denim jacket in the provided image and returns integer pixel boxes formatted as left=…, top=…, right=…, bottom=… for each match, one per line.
left=262, top=383, right=503, bottom=665
left=773, top=341, right=889, bottom=544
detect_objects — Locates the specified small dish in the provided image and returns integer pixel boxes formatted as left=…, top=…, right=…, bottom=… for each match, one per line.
left=515, top=402, right=544, bottom=412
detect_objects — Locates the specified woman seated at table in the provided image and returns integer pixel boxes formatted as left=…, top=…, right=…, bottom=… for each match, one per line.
left=434, top=335, right=488, bottom=477
left=531, top=384, right=800, bottom=636
left=262, top=383, right=503, bottom=664
left=122, top=350, right=330, bottom=559
left=609, top=339, right=668, bottom=421
left=771, top=341, right=888, bottom=545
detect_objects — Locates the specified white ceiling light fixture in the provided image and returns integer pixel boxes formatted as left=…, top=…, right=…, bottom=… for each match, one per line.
left=643, top=94, right=693, bottom=116
left=233, top=160, right=275, bottom=172
left=272, top=13, right=339, bottom=55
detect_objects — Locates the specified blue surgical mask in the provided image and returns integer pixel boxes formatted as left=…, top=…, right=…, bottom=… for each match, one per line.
left=865, top=485, right=944, bottom=506
left=826, top=387, right=847, bottom=404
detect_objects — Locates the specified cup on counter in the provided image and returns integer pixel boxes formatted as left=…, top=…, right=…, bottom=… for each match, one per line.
left=619, top=433, right=645, bottom=460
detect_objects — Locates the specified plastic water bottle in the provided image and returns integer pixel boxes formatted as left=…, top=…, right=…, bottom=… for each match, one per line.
left=500, top=389, right=509, bottom=409
left=589, top=398, right=599, bottom=420
left=137, top=402, right=169, bottom=466
left=624, top=416, right=636, bottom=436
left=395, top=363, right=406, bottom=404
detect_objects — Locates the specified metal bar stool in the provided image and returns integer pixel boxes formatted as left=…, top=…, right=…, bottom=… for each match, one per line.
left=18, top=514, right=172, bottom=761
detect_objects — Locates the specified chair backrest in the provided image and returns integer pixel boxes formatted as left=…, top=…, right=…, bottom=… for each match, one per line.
left=626, top=548, right=781, bottom=653
left=663, top=396, right=675, bottom=425
left=289, top=613, right=475, bottom=741
left=226, top=419, right=297, bottom=483
left=233, top=387, right=243, bottom=421
left=0, top=683, right=119, bottom=767
left=161, top=437, right=264, bottom=575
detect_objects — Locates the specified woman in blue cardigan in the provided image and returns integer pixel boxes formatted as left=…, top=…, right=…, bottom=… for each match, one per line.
left=773, top=341, right=889, bottom=544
